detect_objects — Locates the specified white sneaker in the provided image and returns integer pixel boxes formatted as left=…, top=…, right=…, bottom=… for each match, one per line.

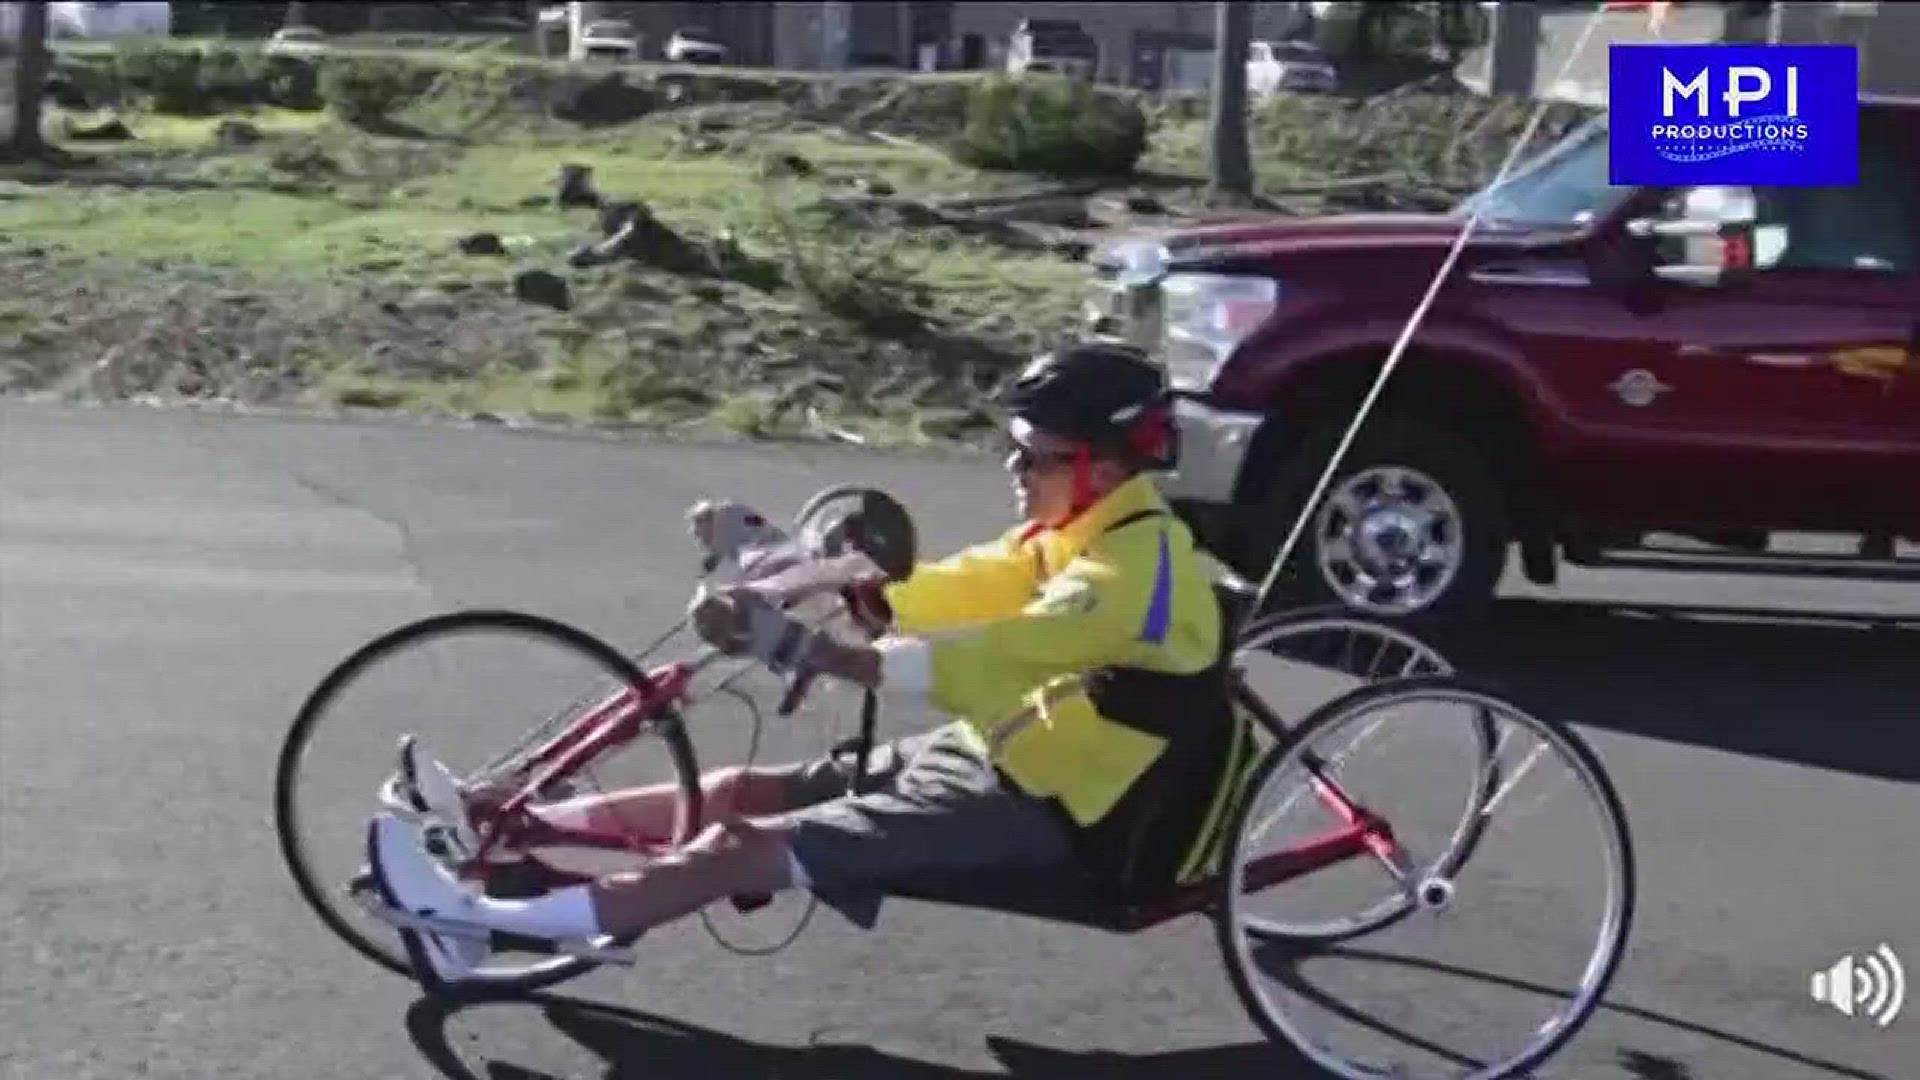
left=365, top=813, right=492, bottom=989
left=398, top=736, right=479, bottom=855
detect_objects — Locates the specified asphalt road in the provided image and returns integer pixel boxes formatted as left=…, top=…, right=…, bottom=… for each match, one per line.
left=2, top=401, right=1916, bottom=1080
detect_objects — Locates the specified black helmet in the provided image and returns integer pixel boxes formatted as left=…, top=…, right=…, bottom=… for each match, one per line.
left=997, top=341, right=1177, bottom=468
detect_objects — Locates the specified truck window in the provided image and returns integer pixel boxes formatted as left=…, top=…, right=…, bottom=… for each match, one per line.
left=1458, top=119, right=1633, bottom=227
left=1751, top=141, right=1917, bottom=274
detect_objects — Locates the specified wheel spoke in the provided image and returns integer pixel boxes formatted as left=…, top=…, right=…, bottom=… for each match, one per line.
left=1217, top=676, right=1634, bottom=1080
left=1227, top=609, right=1458, bottom=947
left=274, top=611, right=705, bottom=992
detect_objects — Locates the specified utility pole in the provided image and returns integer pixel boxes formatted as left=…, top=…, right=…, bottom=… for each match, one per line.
left=822, top=1, right=851, bottom=70
left=1488, top=1, right=1540, bottom=97
left=1768, top=1, right=1826, bottom=44
left=1720, top=1, right=1772, bottom=43
left=9, top=0, right=51, bottom=158
left=1207, top=0, right=1254, bottom=203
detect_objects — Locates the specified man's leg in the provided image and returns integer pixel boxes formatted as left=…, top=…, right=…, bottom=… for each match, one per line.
left=370, top=811, right=799, bottom=935
left=373, top=730, right=944, bottom=981
left=524, top=765, right=803, bottom=841
left=404, top=728, right=915, bottom=854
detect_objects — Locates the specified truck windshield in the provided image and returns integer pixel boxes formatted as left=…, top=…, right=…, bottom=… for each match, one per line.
left=1456, top=118, right=1631, bottom=228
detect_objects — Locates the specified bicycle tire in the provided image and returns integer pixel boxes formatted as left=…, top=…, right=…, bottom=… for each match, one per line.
left=273, top=609, right=705, bottom=995
left=1213, top=672, right=1637, bottom=1080
left=1227, top=606, right=1500, bottom=943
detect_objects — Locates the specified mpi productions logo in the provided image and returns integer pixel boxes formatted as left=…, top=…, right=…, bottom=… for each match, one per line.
left=1610, top=44, right=1858, bottom=186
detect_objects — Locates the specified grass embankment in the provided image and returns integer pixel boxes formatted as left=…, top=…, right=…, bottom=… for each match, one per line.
left=1, top=42, right=1594, bottom=445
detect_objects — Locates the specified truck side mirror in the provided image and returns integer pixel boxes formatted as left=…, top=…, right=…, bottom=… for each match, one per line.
left=1622, top=185, right=1760, bottom=287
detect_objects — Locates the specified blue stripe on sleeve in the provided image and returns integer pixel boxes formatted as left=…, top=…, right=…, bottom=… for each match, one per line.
left=1140, top=530, right=1172, bottom=644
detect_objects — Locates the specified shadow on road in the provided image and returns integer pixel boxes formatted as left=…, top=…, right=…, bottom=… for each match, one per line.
left=1427, top=598, right=1919, bottom=782
left=1242, top=939, right=1886, bottom=1080
left=405, top=993, right=1310, bottom=1080
left=402, top=940, right=1886, bottom=1080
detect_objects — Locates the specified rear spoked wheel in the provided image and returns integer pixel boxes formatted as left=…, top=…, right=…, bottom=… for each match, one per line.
left=274, top=610, right=704, bottom=994
left=1216, top=674, right=1635, bottom=1079
left=1227, top=607, right=1499, bottom=943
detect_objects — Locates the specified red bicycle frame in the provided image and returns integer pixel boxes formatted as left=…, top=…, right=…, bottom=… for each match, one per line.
left=451, top=656, right=1412, bottom=931
left=465, top=660, right=699, bottom=866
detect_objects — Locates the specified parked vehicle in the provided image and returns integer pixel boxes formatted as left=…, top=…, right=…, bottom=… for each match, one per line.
left=665, top=26, right=727, bottom=64
left=574, top=18, right=639, bottom=63
left=1007, top=18, right=1099, bottom=81
left=1249, top=39, right=1339, bottom=96
left=1088, top=96, right=1920, bottom=623
left=264, top=25, right=328, bottom=59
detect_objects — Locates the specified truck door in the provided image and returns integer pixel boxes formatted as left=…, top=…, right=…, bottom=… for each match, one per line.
left=1550, top=133, right=1918, bottom=533
left=1734, top=112, right=1920, bottom=534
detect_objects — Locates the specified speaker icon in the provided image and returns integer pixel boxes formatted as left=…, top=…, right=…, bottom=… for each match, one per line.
left=1810, top=945, right=1906, bottom=1027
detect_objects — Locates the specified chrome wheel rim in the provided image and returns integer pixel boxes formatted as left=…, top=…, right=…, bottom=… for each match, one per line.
left=1314, top=466, right=1466, bottom=615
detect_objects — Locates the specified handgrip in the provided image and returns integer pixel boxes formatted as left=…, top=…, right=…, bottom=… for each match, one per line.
left=776, top=658, right=820, bottom=718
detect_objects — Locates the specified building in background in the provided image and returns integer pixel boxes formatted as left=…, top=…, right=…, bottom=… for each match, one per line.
left=945, top=3, right=1312, bottom=88
left=769, top=2, right=941, bottom=71
left=758, top=2, right=1319, bottom=85
left=563, top=2, right=776, bottom=66
left=1, top=1, right=171, bottom=41
left=1462, top=1, right=1920, bottom=104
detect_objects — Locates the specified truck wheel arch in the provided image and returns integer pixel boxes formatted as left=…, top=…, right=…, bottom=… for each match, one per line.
left=1233, top=341, right=1551, bottom=513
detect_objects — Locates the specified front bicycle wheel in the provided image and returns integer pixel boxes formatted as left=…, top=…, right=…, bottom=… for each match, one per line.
left=274, top=610, right=704, bottom=994
left=1228, top=606, right=1499, bottom=943
left=1215, top=674, right=1635, bottom=1080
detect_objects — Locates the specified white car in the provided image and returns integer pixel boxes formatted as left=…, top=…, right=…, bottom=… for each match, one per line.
left=1005, top=19, right=1098, bottom=82
left=264, top=26, right=329, bottom=58
left=665, top=27, right=727, bottom=64
left=1248, top=39, right=1339, bottom=96
left=576, top=19, right=640, bottom=62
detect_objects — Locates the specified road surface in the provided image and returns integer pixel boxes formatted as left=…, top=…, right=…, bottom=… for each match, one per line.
left=2, top=401, right=1915, bottom=1080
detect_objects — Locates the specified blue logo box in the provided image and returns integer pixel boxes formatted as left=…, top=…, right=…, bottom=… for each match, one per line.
left=1609, top=44, right=1857, bottom=186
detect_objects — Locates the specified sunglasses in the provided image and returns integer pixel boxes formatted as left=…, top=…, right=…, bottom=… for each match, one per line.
left=1004, top=436, right=1080, bottom=474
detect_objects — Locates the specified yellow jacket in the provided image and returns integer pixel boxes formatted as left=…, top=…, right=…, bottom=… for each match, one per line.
left=875, top=474, right=1225, bottom=828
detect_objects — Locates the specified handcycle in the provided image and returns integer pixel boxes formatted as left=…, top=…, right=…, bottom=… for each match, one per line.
left=274, top=485, right=1636, bottom=1080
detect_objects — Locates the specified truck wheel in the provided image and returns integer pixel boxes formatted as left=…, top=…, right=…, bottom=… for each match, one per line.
left=1251, top=418, right=1510, bottom=625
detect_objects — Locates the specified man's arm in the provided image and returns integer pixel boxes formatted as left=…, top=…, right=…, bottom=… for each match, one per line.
left=689, top=534, right=1047, bottom=693
left=814, top=552, right=1163, bottom=721
left=871, top=532, right=1042, bottom=634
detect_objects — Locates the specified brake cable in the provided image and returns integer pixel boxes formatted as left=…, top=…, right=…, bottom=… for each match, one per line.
left=1253, top=4, right=1630, bottom=612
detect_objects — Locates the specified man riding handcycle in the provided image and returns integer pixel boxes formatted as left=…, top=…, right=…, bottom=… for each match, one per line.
left=367, top=341, right=1264, bottom=986
left=285, top=338, right=1636, bottom=1079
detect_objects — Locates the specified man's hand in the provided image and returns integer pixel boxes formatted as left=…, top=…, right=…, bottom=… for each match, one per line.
left=687, top=499, right=794, bottom=581
left=804, top=634, right=883, bottom=689
left=688, top=586, right=808, bottom=672
left=689, top=585, right=884, bottom=688
left=741, top=550, right=888, bottom=608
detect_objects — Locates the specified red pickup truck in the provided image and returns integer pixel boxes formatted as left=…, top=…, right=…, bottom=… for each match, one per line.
left=1090, top=95, right=1920, bottom=624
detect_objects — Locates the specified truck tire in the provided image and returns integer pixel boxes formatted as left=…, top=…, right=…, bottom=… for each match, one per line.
left=1248, top=418, right=1510, bottom=626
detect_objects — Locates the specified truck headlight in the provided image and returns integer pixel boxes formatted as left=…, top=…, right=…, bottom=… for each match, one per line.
left=1084, top=239, right=1171, bottom=345
left=1097, top=238, right=1171, bottom=288
left=1159, top=273, right=1280, bottom=391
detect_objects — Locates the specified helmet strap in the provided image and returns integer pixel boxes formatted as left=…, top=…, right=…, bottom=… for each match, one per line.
left=1020, top=443, right=1102, bottom=535
left=1125, top=402, right=1170, bottom=464
left=1066, top=444, right=1098, bottom=521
